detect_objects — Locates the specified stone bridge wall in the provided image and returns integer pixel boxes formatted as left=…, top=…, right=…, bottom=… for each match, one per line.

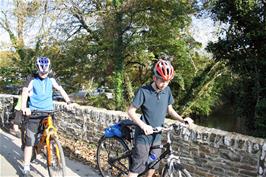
left=0, top=94, right=265, bottom=177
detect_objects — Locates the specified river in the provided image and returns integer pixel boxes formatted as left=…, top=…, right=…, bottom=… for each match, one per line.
left=194, top=103, right=247, bottom=135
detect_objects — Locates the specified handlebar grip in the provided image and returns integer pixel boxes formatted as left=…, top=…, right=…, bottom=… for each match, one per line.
left=153, top=127, right=163, bottom=133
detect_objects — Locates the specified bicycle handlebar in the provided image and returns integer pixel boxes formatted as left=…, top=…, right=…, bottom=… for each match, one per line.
left=30, top=110, right=58, bottom=117
left=152, top=122, right=188, bottom=133
left=31, top=110, right=55, bottom=114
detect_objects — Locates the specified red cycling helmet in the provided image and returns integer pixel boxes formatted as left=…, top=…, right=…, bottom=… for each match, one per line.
left=154, top=59, right=174, bottom=81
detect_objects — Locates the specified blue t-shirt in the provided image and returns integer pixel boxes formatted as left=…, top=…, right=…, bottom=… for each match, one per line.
left=25, top=75, right=56, bottom=111
left=132, top=84, right=174, bottom=128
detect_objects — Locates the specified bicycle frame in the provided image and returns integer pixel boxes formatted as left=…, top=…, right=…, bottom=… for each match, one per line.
left=140, top=125, right=177, bottom=175
left=34, top=113, right=60, bottom=166
left=108, top=124, right=183, bottom=176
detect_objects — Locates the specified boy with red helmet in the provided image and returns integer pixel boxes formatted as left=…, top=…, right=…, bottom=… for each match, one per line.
left=127, top=57, right=193, bottom=177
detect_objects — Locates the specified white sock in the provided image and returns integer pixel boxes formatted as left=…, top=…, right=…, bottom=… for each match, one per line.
left=24, top=165, right=30, bottom=172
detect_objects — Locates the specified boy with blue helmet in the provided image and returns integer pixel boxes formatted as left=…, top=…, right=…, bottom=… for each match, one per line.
left=36, top=57, right=50, bottom=74
left=21, top=56, right=71, bottom=177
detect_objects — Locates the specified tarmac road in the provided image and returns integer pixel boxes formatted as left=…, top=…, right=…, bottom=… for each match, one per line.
left=0, top=128, right=101, bottom=177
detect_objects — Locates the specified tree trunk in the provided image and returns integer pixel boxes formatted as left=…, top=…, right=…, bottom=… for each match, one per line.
left=114, top=12, right=124, bottom=110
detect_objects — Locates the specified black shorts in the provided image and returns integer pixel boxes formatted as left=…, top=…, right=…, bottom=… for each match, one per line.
left=25, top=116, right=46, bottom=146
left=129, top=128, right=162, bottom=174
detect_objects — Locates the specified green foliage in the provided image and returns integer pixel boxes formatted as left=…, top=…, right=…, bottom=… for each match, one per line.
left=0, top=48, right=37, bottom=89
left=206, top=0, right=266, bottom=137
left=178, top=60, right=230, bottom=116
left=86, top=95, right=116, bottom=110
left=0, top=0, right=236, bottom=135
left=0, top=51, right=13, bottom=67
left=83, top=0, right=197, bottom=109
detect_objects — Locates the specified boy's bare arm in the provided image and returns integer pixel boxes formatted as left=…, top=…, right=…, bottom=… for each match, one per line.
left=56, top=86, right=71, bottom=103
left=21, top=87, right=28, bottom=110
left=51, top=79, right=71, bottom=103
left=127, top=104, right=153, bottom=135
left=168, top=105, right=194, bottom=125
left=127, top=104, right=145, bottom=128
left=167, top=105, right=184, bottom=123
left=21, top=87, right=31, bottom=115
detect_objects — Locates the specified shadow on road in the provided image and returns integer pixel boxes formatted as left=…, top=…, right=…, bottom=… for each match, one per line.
left=0, top=129, right=101, bottom=177
left=0, top=130, right=48, bottom=177
left=0, top=131, right=25, bottom=176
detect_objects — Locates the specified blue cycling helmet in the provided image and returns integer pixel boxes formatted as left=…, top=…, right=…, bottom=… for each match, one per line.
left=36, top=57, right=50, bottom=74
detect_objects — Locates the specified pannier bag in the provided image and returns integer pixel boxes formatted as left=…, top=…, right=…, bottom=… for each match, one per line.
left=104, top=119, right=136, bottom=140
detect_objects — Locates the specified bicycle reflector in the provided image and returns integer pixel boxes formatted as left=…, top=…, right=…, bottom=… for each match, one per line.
left=104, top=123, right=122, bottom=138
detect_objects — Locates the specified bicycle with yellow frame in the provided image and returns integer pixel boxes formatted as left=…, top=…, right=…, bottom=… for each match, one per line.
left=21, top=110, right=66, bottom=177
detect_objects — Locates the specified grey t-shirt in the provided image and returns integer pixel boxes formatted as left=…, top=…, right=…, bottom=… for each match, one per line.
left=132, top=84, right=174, bottom=128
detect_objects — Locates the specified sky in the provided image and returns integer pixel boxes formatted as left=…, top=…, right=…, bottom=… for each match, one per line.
left=0, top=0, right=39, bottom=50
left=0, top=0, right=14, bottom=50
left=190, top=16, right=219, bottom=48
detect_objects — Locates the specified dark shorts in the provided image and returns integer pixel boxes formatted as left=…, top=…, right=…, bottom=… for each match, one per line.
left=25, top=116, right=47, bottom=146
left=14, top=111, right=23, bottom=125
left=129, top=128, right=162, bottom=174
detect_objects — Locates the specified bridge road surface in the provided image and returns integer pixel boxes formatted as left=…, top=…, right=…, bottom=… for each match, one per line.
left=0, top=128, right=101, bottom=177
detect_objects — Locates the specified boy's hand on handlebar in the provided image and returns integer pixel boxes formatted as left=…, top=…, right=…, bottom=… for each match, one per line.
left=141, top=124, right=154, bottom=135
left=22, top=108, right=31, bottom=116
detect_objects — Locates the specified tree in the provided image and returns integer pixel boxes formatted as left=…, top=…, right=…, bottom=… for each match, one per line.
left=47, top=0, right=227, bottom=116
left=0, top=0, right=67, bottom=87
left=52, top=0, right=196, bottom=110
left=0, top=0, right=232, bottom=124
left=206, top=0, right=266, bottom=137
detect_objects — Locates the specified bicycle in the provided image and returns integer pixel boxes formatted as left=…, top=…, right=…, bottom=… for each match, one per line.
left=21, top=110, right=66, bottom=177
left=96, top=119, right=192, bottom=177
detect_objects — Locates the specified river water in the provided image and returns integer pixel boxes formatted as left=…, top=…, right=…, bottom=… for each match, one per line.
left=194, top=104, right=247, bottom=135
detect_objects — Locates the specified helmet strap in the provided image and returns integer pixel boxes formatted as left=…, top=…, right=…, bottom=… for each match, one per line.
left=152, top=76, right=162, bottom=92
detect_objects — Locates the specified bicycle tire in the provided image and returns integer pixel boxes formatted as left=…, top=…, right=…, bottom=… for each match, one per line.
left=161, top=163, right=192, bottom=177
left=96, top=136, right=131, bottom=177
left=47, top=137, right=66, bottom=177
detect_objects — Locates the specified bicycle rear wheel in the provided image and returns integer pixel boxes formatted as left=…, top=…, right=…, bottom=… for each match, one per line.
left=96, top=136, right=131, bottom=177
left=47, top=137, right=66, bottom=177
left=161, top=163, right=192, bottom=177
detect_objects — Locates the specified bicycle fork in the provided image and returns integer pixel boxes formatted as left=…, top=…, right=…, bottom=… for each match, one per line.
left=43, top=116, right=60, bottom=166
left=167, top=154, right=182, bottom=176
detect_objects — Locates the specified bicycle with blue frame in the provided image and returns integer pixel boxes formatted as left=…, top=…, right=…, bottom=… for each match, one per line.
left=96, top=119, right=192, bottom=177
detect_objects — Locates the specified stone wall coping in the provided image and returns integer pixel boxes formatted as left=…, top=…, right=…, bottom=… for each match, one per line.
left=0, top=94, right=18, bottom=98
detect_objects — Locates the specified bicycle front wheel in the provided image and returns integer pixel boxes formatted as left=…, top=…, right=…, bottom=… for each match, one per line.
left=47, top=137, right=66, bottom=177
left=96, top=136, right=131, bottom=177
left=161, top=163, right=192, bottom=177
